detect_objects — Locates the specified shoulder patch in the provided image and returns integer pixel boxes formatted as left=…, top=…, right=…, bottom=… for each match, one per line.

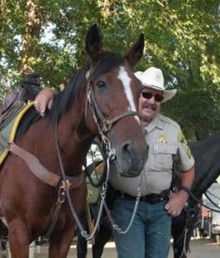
left=178, top=129, right=192, bottom=158
left=178, top=129, right=187, bottom=144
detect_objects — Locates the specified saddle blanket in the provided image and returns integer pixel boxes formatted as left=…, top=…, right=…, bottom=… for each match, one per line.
left=0, top=101, right=34, bottom=166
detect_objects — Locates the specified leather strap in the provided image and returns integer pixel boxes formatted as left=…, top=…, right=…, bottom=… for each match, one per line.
left=0, top=133, right=84, bottom=189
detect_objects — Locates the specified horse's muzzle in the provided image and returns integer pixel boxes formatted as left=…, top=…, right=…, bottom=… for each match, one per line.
left=114, top=140, right=149, bottom=177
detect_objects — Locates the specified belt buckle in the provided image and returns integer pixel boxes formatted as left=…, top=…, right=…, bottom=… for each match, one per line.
left=140, top=194, right=150, bottom=202
left=147, top=194, right=164, bottom=204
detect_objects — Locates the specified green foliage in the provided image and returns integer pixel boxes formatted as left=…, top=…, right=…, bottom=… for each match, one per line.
left=0, top=0, right=219, bottom=140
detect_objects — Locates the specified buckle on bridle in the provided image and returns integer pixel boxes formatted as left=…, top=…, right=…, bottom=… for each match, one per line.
left=59, top=179, right=71, bottom=191
left=102, top=120, right=112, bottom=133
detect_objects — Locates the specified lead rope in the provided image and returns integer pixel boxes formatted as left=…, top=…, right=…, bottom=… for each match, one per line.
left=54, top=119, right=116, bottom=240
left=103, top=172, right=143, bottom=235
left=84, top=136, right=142, bottom=236
left=85, top=143, right=115, bottom=240
left=179, top=227, right=188, bottom=258
left=104, top=187, right=141, bottom=234
left=180, top=186, right=220, bottom=213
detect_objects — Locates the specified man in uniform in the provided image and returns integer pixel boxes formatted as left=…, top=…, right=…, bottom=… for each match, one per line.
left=108, top=67, right=195, bottom=258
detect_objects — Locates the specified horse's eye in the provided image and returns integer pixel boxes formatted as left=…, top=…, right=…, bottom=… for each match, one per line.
left=96, top=81, right=106, bottom=89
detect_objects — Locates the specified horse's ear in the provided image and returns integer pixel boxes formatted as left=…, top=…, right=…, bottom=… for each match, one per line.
left=124, top=34, right=145, bottom=68
left=85, top=24, right=104, bottom=63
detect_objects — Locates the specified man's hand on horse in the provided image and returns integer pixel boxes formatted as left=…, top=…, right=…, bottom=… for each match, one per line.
left=165, top=190, right=189, bottom=217
left=34, top=88, right=55, bottom=116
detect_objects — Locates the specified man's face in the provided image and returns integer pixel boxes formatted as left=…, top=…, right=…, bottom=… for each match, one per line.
left=138, top=87, right=164, bottom=124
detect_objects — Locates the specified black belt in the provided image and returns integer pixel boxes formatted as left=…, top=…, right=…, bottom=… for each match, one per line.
left=115, top=190, right=169, bottom=204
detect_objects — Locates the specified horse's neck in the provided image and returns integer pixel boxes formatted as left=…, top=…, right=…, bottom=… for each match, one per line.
left=192, top=148, right=220, bottom=199
left=193, top=169, right=220, bottom=199
left=58, top=101, right=94, bottom=143
left=56, top=107, right=95, bottom=174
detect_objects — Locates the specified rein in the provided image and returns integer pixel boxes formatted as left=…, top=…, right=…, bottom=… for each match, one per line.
left=54, top=117, right=116, bottom=240
left=180, top=186, right=220, bottom=213
left=175, top=186, right=220, bottom=258
left=175, top=205, right=199, bottom=258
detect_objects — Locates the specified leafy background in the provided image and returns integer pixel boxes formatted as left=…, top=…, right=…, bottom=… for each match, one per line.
left=0, top=0, right=220, bottom=141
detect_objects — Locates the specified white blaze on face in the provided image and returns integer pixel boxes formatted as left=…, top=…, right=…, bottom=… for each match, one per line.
left=118, top=66, right=140, bottom=123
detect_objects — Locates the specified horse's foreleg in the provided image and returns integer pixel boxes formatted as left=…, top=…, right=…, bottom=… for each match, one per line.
left=8, top=219, right=30, bottom=258
left=76, top=213, right=89, bottom=258
left=77, top=229, right=88, bottom=258
left=92, top=225, right=112, bottom=258
left=49, top=227, right=75, bottom=258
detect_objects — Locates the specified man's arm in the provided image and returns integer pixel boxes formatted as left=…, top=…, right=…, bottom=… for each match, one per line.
left=179, top=165, right=195, bottom=196
left=165, top=165, right=195, bottom=217
left=34, top=88, right=55, bottom=116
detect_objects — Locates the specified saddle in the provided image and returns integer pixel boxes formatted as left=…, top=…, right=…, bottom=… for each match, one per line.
left=0, top=73, right=41, bottom=165
left=0, top=73, right=41, bottom=115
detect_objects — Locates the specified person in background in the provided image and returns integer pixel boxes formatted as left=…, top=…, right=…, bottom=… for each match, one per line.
left=34, top=67, right=195, bottom=258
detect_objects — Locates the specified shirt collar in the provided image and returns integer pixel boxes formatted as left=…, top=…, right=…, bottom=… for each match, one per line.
left=144, top=113, right=163, bottom=133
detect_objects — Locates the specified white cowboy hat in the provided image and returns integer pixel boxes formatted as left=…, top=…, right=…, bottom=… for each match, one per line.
left=135, top=67, right=177, bottom=102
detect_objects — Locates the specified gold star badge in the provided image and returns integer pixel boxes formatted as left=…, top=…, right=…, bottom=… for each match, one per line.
left=159, top=134, right=167, bottom=143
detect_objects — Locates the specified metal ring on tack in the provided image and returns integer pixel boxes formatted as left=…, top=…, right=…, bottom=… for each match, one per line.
left=34, top=101, right=39, bottom=106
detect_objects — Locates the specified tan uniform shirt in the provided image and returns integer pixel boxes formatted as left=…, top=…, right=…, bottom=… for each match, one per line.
left=109, top=113, right=195, bottom=197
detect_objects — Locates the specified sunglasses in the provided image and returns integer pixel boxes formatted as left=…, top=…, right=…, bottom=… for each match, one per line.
left=141, top=91, right=164, bottom=103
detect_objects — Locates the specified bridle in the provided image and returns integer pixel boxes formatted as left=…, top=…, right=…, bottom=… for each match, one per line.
left=85, top=70, right=140, bottom=143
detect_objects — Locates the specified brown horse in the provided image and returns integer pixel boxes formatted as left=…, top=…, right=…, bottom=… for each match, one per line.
left=0, top=24, right=148, bottom=258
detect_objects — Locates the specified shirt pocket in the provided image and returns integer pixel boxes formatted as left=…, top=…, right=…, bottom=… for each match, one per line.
left=152, top=143, right=177, bottom=172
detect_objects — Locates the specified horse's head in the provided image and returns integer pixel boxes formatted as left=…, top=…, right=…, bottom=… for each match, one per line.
left=84, top=24, right=148, bottom=177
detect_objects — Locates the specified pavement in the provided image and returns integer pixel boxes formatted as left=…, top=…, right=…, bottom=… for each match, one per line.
left=21, top=237, right=220, bottom=258
left=30, top=239, right=220, bottom=258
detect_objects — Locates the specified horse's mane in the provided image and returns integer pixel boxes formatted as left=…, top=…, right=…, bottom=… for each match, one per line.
left=188, top=132, right=220, bottom=198
left=48, top=51, right=126, bottom=122
left=16, top=51, right=126, bottom=137
left=190, top=132, right=220, bottom=154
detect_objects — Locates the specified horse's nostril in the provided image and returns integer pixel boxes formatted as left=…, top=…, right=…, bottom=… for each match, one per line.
left=120, top=141, right=148, bottom=173
left=122, top=142, right=132, bottom=157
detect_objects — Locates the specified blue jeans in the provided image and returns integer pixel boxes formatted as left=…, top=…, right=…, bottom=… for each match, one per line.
left=111, top=197, right=171, bottom=258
